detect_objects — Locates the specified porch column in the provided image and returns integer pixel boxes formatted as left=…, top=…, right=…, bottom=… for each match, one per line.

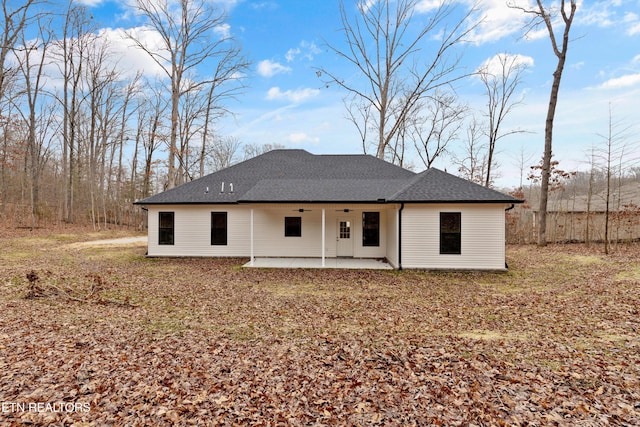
left=321, top=208, right=325, bottom=267
left=250, top=208, right=254, bottom=266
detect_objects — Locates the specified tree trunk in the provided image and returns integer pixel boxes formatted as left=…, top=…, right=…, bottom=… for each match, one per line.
left=536, top=0, right=576, bottom=246
left=538, top=65, right=567, bottom=245
left=168, top=79, right=179, bottom=189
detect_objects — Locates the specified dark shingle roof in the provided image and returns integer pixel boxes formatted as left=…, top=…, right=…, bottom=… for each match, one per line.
left=135, top=149, right=522, bottom=205
left=389, top=168, right=521, bottom=203
left=240, top=179, right=409, bottom=202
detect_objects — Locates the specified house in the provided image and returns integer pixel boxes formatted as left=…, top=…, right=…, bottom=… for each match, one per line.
left=134, top=149, right=523, bottom=270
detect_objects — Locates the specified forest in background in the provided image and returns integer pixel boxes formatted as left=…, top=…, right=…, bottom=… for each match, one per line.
left=0, top=0, right=267, bottom=230
left=1, top=0, right=638, bottom=249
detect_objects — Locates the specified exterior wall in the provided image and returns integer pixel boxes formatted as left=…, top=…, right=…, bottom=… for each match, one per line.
left=253, top=207, right=323, bottom=257
left=254, top=204, right=389, bottom=258
left=147, top=205, right=250, bottom=257
left=385, top=206, right=399, bottom=268
left=352, top=209, right=387, bottom=259
left=401, top=203, right=508, bottom=270
left=146, top=203, right=509, bottom=269
left=146, top=203, right=390, bottom=259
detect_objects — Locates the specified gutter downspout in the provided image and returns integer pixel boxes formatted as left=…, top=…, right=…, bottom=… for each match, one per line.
left=250, top=209, right=254, bottom=266
left=504, top=204, right=515, bottom=269
left=398, top=202, right=404, bottom=271
left=321, top=208, right=325, bottom=267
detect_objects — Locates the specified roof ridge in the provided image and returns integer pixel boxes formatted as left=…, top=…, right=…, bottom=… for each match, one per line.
left=388, top=168, right=433, bottom=200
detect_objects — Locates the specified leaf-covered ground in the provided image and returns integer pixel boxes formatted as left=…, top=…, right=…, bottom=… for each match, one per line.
left=1, top=229, right=639, bottom=426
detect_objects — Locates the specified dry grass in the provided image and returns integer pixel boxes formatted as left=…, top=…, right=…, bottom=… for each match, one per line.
left=1, top=230, right=638, bottom=425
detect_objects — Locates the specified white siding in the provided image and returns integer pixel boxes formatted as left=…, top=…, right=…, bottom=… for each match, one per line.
left=147, top=203, right=392, bottom=260
left=385, top=206, right=399, bottom=268
left=253, top=207, right=323, bottom=257
left=147, top=205, right=250, bottom=257
left=254, top=204, right=388, bottom=258
left=353, top=209, right=387, bottom=259
left=401, top=204, right=508, bottom=270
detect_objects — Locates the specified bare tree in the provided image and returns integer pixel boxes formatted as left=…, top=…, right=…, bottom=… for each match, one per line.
left=128, top=0, right=248, bottom=190
left=14, top=12, right=54, bottom=226
left=83, top=34, right=120, bottom=229
left=54, top=4, right=95, bottom=223
left=0, top=0, right=41, bottom=220
left=477, top=53, right=528, bottom=187
left=114, top=74, right=141, bottom=225
left=595, top=105, right=632, bottom=254
left=389, top=118, right=409, bottom=168
left=242, top=143, right=286, bottom=160
left=139, top=82, right=169, bottom=198
left=318, top=0, right=477, bottom=162
left=412, top=90, right=467, bottom=169
left=176, top=87, right=205, bottom=182
left=0, top=0, right=40, bottom=106
left=198, top=47, right=249, bottom=178
left=208, top=135, right=241, bottom=171
left=511, top=143, right=535, bottom=190
left=344, top=96, right=373, bottom=155
left=453, top=117, right=487, bottom=185
left=584, top=147, right=597, bottom=246
left=0, top=110, right=22, bottom=214
left=512, top=0, right=577, bottom=245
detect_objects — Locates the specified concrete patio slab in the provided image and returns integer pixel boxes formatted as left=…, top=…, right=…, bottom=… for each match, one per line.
left=243, top=257, right=393, bottom=270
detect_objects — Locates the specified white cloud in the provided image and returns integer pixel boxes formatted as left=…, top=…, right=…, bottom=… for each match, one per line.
left=477, top=53, right=534, bottom=77
left=571, top=61, right=585, bottom=70
left=579, top=2, right=616, bottom=27
left=75, top=0, right=104, bottom=6
left=288, top=132, right=320, bottom=144
left=357, top=0, right=376, bottom=14
left=249, top=2, right=278, bottom=11
left=628, top=21, right=640, bottom=36
left=114, top=26, right=169, bottom=78
left=579, top=2, right=640, bottom=35
left=415, top=0, right=442, bottom=13
left=465, top=0, right=531, bottom=44
left=15, top=25, right=168, bottom=94
left=266, top=87, right=320, bottom=103
left=257, top=59, right=291, bottom=77
left=285, top=41, right=321, bottom=62
left=623, top=11, right=638, bottom=23
left=214, top=23, right=231, bottom=39
left=463, top=0, right=640, bottom=45
left=285, top=48, right=299, bottom=63
left=599, top=73, right=640, bottom=89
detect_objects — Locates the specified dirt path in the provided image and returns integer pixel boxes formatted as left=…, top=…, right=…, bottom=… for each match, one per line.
left=69, top=236, right=147, bottom=247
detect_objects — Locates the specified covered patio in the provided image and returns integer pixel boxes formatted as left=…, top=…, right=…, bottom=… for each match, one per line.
left=243, top=257, right=393, bottom=270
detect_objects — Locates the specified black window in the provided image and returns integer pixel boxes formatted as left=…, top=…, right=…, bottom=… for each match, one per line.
left=362, top=212, right=380, bottom=247
left=211, top=212, right=227, bottom=245
left=159, top=212, right=174, bottom=245
left=440, top=212, right=461, bottom=254
left=284, top=217, right=302, bottom=237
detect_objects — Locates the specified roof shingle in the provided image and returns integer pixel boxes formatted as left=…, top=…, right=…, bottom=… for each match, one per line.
left=389, top=168, right=521, bottom=203
left=135, top=149, right=522, bottom=205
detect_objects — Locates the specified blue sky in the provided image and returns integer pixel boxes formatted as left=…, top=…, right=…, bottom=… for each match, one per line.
left=52, top=0, right=640, bottom=187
